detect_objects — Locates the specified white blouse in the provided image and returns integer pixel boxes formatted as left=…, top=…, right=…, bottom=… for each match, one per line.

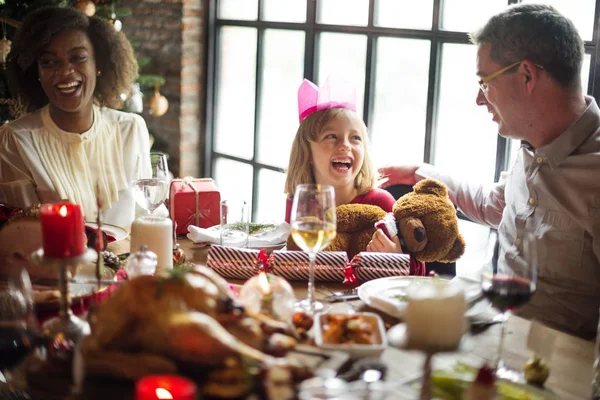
left=0, top=105, right=150, bottom=228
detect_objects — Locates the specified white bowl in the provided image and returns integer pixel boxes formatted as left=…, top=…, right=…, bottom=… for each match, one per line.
left=314, top=312, right=388, bottom=359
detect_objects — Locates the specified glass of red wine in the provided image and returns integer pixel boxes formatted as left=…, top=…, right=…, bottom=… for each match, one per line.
left=480, top=234, right=537, bottom=381
left=0, top=266, right=41, bottom=385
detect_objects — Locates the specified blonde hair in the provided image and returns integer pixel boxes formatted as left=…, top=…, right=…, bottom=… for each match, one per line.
left=284, top=108, right=377, bottom=198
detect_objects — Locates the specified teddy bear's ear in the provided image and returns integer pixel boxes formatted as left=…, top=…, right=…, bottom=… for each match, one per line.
left=413, top=179, right=448, bottom=198
left=439, top=233, right=466, bottom=263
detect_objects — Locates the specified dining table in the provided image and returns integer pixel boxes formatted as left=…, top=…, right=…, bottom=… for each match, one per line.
left=107, top=237, right=596, bottom=400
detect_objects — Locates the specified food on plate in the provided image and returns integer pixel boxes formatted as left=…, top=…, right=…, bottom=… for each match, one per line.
left=524, top=354, right=550, bottom=386
left=403, top=279, right=466, bottom=349
left=81, top=266, right=306, bottom=399
left=432, top=363, right=556, bottom=400
left=320, top=314, right=375, bottom=345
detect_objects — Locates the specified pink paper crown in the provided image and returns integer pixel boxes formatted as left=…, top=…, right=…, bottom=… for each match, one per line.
left=297, top=75, right=357, bottom=122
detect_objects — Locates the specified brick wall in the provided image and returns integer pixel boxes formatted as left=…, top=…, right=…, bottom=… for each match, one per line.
left=120, top=0, right=204, bottom=178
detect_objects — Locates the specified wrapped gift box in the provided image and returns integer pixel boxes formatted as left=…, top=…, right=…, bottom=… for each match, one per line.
left=169, top=178, right=220, bottom=235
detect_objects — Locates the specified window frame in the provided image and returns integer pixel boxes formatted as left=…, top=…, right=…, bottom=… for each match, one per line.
left=203, top=0, right=600, bottom=216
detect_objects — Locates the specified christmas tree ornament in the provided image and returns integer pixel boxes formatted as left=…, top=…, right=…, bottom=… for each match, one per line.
left=75, top=0, right=96, bottom=17
left=124, top=83, right=144, bottom=113
left=148, top=85, right=169, bottom=117
left=0, top=37, right=10, bottom=69
left=0, top=16, right=10, bottom=69
left=109, top=3, right=122, bottom=32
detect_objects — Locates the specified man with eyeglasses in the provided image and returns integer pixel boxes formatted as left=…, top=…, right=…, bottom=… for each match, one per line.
left=378, top=3, right=600, bottom=340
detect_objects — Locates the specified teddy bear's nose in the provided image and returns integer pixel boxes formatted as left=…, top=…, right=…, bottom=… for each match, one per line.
left=414, top=227, right=426, bottom=242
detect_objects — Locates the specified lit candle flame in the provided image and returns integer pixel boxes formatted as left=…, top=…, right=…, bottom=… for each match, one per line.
left=59, top=205, right=67, bottom=217
left=155, top=388, right=173, bottom=399
left=258, top=271, right=271, bottom=295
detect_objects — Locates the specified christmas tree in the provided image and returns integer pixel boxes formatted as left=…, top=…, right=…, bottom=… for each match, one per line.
left=0, top=0, right=166, bottom=122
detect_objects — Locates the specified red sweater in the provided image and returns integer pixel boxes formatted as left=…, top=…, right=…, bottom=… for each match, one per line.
left=284, top=187, right=396, bottom=223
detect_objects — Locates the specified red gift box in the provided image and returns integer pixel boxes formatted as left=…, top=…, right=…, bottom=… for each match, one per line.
left=169, top=177, right=220, bottom=235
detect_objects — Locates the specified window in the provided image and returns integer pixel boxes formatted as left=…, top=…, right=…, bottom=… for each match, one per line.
left=205, top=0, right=600, bottom=275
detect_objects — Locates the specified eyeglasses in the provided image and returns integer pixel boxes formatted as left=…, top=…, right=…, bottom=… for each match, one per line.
left=478, top=61, right=545, bottom=93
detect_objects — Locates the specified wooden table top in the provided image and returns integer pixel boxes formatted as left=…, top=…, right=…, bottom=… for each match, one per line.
left=108, top=238, right=596, bottom=399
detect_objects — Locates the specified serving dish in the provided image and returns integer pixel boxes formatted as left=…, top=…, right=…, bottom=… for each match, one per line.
left=314, top=312, right=387, bottom=359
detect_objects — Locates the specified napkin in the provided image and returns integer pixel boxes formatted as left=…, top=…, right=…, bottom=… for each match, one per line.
left=187, top=222, right=290, bottom=248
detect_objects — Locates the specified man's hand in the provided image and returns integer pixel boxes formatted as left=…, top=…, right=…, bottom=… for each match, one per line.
left=378, top=165, right=421, bottom=189
left=367, top=229, right=403, bottom=253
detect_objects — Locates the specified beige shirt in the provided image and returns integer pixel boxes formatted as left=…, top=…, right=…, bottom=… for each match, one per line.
left=418, top=96, right=600, bottom=339
left=0, top=105, right=150, bottom=228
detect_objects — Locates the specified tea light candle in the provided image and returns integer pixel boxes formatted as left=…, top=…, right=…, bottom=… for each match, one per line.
left=39, top=202, right=85, bottom=258
left=258, top=272, right=274, bottom=315
left=130, top=216, right=173, bottom=273
left=404, top=279, right=467, bottom=350
left=239, top=272, right=295, bottom=321
left=136, top=375, right=196, bottom=400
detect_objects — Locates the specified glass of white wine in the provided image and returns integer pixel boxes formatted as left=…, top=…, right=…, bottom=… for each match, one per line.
left=290, top=184, right=337, bottom=313
left=132, top=152, right=169, bottom=214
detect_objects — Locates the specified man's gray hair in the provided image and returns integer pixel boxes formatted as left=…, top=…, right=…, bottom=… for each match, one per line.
left=470, top=3, right=584, bottom=90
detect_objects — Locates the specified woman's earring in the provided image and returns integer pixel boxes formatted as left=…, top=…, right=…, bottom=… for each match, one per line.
left=96, top=70, right=102, bottom=76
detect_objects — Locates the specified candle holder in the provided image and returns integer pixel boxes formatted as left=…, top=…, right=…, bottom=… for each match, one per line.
left=32, top=248, right=97, bottom=365
left=239, top=273, right=296, bottom=321
left=388, top=323, right=470, bottom=399
left=387, top=279, right=469, bottom=400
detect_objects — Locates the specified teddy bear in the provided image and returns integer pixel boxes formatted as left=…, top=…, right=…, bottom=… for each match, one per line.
left=286, top=179, right=466, bottom=262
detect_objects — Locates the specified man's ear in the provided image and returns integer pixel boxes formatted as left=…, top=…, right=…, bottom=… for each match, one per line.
left=521, top=60, right=540, bottom=94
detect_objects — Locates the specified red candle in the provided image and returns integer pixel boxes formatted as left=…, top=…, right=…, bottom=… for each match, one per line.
left=136, top=375, right=197, bottom=400
left=39, top=202, right=86, bottom=258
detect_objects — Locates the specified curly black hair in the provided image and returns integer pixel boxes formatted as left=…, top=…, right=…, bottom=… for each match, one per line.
left=7, top=6, right=138, bottom=112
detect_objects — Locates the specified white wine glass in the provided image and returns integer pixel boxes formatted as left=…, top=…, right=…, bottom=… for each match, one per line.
left=290, top=184, right=337, bottom=314
left=132, top=152, right=169, bottom=214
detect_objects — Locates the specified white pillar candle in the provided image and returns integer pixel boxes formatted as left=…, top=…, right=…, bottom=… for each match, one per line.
left=130, top=216, right=173, bottom=273
left=404, top=280, right=467, bottom=350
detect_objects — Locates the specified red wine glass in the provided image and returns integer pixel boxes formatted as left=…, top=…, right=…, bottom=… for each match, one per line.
left=480, top=234, right=537, bottom=380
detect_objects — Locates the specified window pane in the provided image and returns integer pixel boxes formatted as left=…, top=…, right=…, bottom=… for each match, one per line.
left=456, top=220, right=491, bottom=278
left=582, top=53, right=591, bottom=94
left=441, top=0, right=507, bottom=32
left=375, top=0, right=434, bottom=30
left=257, top=30, right=305, bottom=169
left=317, top=32, right=367, bottom=117
left=435, top=43, right=498, bottom=183
left=214, top=158, right=254, bottom=217
left=218, top=0, right=258, bottom=20
left=371, top=37, right=431, bottom=167
left=317, top=0, right=369, bottom=26
left=215, top=27, right=256, bottom=160
left=256, top=169, right=287, bottom=222
left=262, top=0, right=306, bottom=22
left=521, top=0, right=596, bottom=41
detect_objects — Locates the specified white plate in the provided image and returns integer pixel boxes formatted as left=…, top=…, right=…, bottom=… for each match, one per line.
left=86, top=223, right=128, bottom=242
left=357, top=276, right=487, bottom=319
left=192, top=224, right=287, bottom=251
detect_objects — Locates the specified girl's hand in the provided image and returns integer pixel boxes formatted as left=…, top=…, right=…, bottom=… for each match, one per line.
left=367, top=229, right=403, bottom=253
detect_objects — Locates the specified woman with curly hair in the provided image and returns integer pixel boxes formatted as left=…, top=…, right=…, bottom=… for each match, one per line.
left=0, top=6, right=150, bottom=228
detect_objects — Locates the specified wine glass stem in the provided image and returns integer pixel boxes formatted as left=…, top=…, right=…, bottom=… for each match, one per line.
left=495, top=311, right=509, bottom=372
left=307, top=252, right=316, bottom=312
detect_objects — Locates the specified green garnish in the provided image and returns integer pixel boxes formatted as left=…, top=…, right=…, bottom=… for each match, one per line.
left=228, top=222, right=276, bottom=235
left=391, top=294, right=406, bottom=302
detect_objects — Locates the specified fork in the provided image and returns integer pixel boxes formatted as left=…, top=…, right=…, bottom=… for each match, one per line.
left=318, top=286, right=357, bottom=314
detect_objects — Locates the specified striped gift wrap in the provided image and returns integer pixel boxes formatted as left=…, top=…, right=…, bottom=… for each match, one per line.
left=206, top=245, right=262, bottom=280
left=351, top=252, right=411, bottom=281
left=268, top=250, right=348, bottom=282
